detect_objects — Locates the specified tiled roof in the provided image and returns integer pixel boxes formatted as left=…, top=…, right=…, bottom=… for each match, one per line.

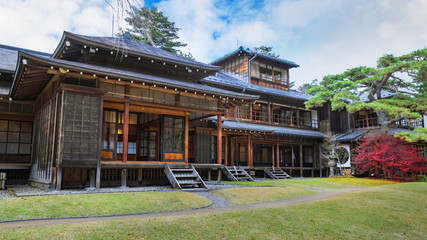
left=0, top=44, right=49, bottom=72
left=336, top=130, right=368, bottom=142
left=359, top=91, right=395, bottom=102
left=201, top=72, right=311, bottom=101
left=53, top=32, right=220, bottom=71
left=336, top=127, right=415, bottom=142
left=12, top=51, right=259, bottom=100
left=211, top=46, right=299, bottom=68
left=218, top=119, right=325, bottom=138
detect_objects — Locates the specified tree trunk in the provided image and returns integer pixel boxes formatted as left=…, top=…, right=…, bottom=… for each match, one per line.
left=376, top=110, right=390, bottom=134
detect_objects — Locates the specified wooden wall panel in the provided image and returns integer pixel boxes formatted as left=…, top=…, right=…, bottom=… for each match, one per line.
left=61, top=91, right=102, bottom=167
left=195, top=128, right=212, bottom=163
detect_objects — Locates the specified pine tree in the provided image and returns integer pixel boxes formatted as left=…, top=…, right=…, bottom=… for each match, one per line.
left=305, top=48, right=427, bottom=139
left=125, top=6, right=188, bottom=55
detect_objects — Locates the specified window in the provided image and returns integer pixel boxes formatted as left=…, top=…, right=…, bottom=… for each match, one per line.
left=259, top=66, right=273, bottom=81
left=0, top=120, right=32, bottom=155
left=103, top=110, right=117, bottom=151
left=300, top=110, right=312, bottom=127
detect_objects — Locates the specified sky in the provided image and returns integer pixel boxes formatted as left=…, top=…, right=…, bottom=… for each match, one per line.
left=0, top=0, right=426, bottom=87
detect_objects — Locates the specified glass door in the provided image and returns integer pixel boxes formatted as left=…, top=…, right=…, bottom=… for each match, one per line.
left=161, top=115, right=184, bottom=162
left=139, top=128, right=158, bottom=161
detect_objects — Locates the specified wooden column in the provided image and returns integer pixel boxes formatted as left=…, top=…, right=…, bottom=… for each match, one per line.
left=249, top=104, right=253, bottom=120
left=185, top=112, right=189, bottom=163
left=56, top=167, right=62, bottom=190
left=96, top=98, right=103, bottom=189
left=290, top=106, right=294, bottom=126
left=230, top=137, right=235, bottom=166
left=271, top=144, right=275, bottom=167
left=137, top=169, right=143, bottom=184
left=297, top=108, right=300, bottom=127
left=276, top=143, right=280, bottom=167
left=268, top=102, right=271, bottom=124
left=89, top=168, right=96, bottom=188
left=300, top=143, right=303, bottom=177
left=121, top=169, right=127, bottom=188
left=247, top=134, right=251, bottom=167
left=96, top=163, right=101, bottom=189
left=123, top=102, right=129, bottom=163
left=291, top=145, right=295, bottom=168
left=217, top=114, right=222, bottom=165
left=224, top=134, right=228, bottom=166
left=217, top=168, right=222, bottom=183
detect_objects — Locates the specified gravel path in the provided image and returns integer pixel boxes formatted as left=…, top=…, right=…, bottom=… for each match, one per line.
left=0, top=183, right=253, bottom=198
left=193, top=191, right=232, bottom=208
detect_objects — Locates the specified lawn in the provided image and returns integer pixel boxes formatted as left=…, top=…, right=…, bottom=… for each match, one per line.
left=319, top=177, right=399, bottom=187
left=212, top=186, right=316, bottom=205
left=0, top=191, right=211, bottom=221
left=223, top=177, right=398, bottom=189
left=1, top=182, right=425, bottom=239
left=223, top=178, right=348, bottom=189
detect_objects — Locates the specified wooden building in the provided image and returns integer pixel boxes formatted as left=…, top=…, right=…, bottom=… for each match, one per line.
left=0, top=32, right=259, bottom=189
left=201, top=47, right=326, bottom=177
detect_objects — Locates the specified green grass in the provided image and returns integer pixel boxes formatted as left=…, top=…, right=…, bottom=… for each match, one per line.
left=212, top=186, right=316, bottom=205
left=0, top=191, right=211, bottom=221
left=319, top=177, right=399, bottom=186
left=223, top=178, right=348, bottom=189
left=1, top=182, right=425, bottom=239
left=223, top=177, right=398, bottom=189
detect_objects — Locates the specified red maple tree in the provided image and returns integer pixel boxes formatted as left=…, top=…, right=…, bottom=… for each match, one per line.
left=353, top=135, right=426, bottom=181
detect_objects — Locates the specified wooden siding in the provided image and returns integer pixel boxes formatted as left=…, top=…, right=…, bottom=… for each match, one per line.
left=29, top=95, right=58, bottom=184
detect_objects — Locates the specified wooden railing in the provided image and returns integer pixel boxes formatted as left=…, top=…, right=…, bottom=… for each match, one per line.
left=225, top=109, right=318, bottom=129
left=354, top=117, right=424, bottom=129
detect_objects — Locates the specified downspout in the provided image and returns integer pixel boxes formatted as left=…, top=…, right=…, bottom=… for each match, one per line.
left=247, top=54, right=257, bottom=84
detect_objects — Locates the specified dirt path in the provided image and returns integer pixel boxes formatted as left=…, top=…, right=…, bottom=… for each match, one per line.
left=0, top=187, right=362, bottom=230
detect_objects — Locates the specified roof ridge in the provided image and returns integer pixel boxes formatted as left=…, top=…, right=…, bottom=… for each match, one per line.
left=63, top=32, right=219, bottom=70
left=0, top=44, right=50, bottom=56
left=210, top=46, right=299, bottom=68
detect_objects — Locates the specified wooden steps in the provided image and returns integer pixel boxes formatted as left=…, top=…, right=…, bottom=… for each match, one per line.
left=264, top=166, right=292, bottom=179
left=223, top=166, right=254, bottom=181
left=164, top=164, right=207, bottom=189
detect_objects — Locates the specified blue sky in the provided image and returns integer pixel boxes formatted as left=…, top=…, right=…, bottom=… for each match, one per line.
left=1, top=0, right=426, bottom=87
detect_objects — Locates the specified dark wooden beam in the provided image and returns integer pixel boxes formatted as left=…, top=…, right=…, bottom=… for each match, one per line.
left=217, top=114, right=222, bottom=165
left=185, top=112, right=189, bottom=163
left=123, top=102, right=129, bottom=163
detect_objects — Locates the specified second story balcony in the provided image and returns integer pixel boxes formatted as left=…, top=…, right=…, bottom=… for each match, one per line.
left=354, top=117, right=424, bottom=130
left=225, top=108, right=318, bottom=130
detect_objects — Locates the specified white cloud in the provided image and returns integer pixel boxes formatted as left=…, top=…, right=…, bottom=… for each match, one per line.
left=1, top=0, right=426, bottom=88
left=0, top=0, right=113, bottom=53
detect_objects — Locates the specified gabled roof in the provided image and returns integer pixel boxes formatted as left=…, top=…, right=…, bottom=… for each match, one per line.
left=201, top=72, right=311, bottom=101
left=52, top=32, right=220, bottom=72
left=0, top=44, right=50, bottom=72
left=211, top=46, right=299, bottom=68
left=11, top=51, right=259, bottom=101
left=217, top=119, right=325, bottom=139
